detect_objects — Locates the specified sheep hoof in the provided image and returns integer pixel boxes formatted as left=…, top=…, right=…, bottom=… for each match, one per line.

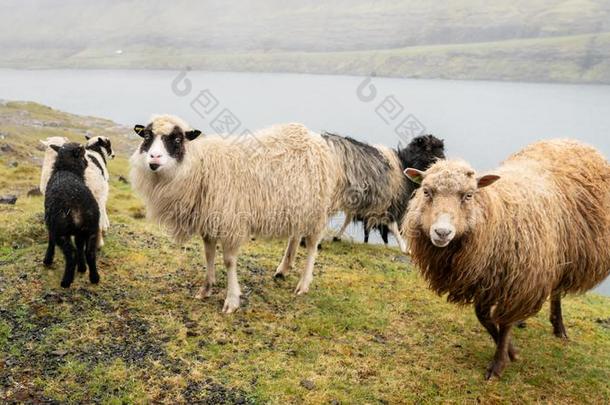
left=332, top=237, right=341, bottom=242
left=553, top=328, right=569, bottom=340
left=60, top=279, right=72, bottom=288
left=485, top=359, right=506, bottom=380
left=222, top=295, right=240, bottom=314
left=43, top=259, right=53, bottom=268
left=274, top=272, right=286, bottom=280
left=195, top=284, right=214, bottom=299
left=89, top=273, right=100, bottom=284
left=294, top=281, right=311, bottom=295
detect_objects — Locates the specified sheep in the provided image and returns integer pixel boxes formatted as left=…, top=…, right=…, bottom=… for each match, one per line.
left=43, top=142, right=101, bottom=287
left=326, top=133, right=444, bottom=251
left=40, top=135, right=114, bottom=247
left=129, top=115, right=339, bottom=313
left=402, top=139, right=610, bottom=379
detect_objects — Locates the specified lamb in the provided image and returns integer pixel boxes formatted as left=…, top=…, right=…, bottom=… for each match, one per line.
left=327, top=133, right=444, bottom=251
left=40, top=135, right=114, bottom=247
left=402, top=139, right=610, bottom=379
left=43, top=142, right=101, bottom=287
left=129, top=115, right=339, bottom=313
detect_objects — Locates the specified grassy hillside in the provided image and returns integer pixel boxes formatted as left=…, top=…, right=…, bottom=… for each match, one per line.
left=1, top=0, right=610, bottom=84
left=0, top=102, right=609, bottom=403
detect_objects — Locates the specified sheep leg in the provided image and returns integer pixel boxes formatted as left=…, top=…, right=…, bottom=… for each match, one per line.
left=195, top=237, right=217, bottom=299
left=85, top=233, right=100, bottom=284
left=387, top=221, right=408, bottom=253
left=275, top=236, right=300, bottom=279
left=75, top=234, right=87, bottom=273
left=96, top=227, right=104, bottom=249
left=57, top=236, right=76, bottom=288
left=363, top=221, right=370, bottom=243
left=333, top=213, right=352, bottom=242
left=222, top=245, right=241, bottom=314
left=43, top=234, right=55, bottom=267
left=550, top=292, right=568, bottom=339
left=485, top=323, right=514, bottom=380
left=380, top=225, right=389, bottom=245
left=474, top=302, right=518, bottom=361
left=295, top=233, right=321, bottom=295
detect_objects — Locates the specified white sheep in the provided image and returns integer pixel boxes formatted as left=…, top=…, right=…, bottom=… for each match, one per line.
left=40, top=135, right=114, bottom=247
left=129, top=115, right=339, bottom=313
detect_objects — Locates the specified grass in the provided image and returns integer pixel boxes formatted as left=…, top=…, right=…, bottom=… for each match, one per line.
left=0, top=102, right=609, bottom=403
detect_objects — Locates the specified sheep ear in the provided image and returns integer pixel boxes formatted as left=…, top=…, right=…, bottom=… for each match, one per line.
left=185, top=129, right=202, bottom=141
left=404, top=167, right=424, bottom=184
left=73, top=146, right=85, bottom=158
left=85, top=135, right=91, bottom=141
left=477, top=174, right=500, bottom=189
left=134, top=125, right=146, bottom=137
left=50, top=144, right=61, bottom=153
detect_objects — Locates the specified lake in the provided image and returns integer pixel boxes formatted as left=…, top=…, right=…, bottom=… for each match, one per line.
left=1, top=69, right=609, bottom=295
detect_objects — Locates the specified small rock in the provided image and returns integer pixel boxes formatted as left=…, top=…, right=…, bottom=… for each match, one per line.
left=300, top=379, right=315, bottom=390
left=393, top=255, right=411, bottom=264
left=595, top=318, right=610, bottom=328
left=118, top=175, right=129, bottom=184
left=373, top=334, right=387, bottom=344
left=0, top=144, right=14, bottom=153
left=330, top=400, right=340, bottom=405
left=186, top=330, right=199, bottom=337
left=27, top=187, right=42, bottom=197
left=9, top=161, right=18, bottom=168
left=51, top=349, right=68, bottom=357
left=0, top=195, right=17, bottom=205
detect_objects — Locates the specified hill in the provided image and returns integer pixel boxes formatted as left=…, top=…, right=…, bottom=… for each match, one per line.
left=0, top=102, right=609, bottom=403
left=1, top=1, right=610, bottom=83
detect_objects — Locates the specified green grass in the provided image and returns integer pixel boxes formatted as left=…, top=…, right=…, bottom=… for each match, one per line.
left=1, top=102, right=609, bottom=403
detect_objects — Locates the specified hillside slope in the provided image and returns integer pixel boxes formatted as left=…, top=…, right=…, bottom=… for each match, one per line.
left=0, top=102, right=609, bottom=403
left=1, top=0, right=610, bottom=83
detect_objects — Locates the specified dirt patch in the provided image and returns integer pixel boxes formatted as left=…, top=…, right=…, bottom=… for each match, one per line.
left=183, top=378, right=254, bottom=404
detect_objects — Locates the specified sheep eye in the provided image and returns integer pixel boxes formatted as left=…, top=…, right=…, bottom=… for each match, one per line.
left=463, top=192, right=474, bottom=202
left=422, top=189, right=432, bottom=198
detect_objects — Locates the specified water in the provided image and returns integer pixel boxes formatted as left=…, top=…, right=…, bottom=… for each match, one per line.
left=1, top=69, right=609, bottom=295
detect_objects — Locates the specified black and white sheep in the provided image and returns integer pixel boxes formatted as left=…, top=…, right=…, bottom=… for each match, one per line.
left=43, top=143, right=101, bottom=288
left=129, top=115, right=340, bottom=313
left=326, top=133, right=444, bottom=251
left=40, top=135, right=114, bottom=247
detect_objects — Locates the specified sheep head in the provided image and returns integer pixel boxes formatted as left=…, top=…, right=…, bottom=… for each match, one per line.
left=85, top=135, right=115, bottom=160
left=404, top=160, right=500, bottom=247
left=133, top=115, right=201, bottom=173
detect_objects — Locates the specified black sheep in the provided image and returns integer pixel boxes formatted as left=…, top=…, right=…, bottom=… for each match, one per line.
left=43, top=142, right=101, bottom=287
left=360, top=135, right=445, bottom=245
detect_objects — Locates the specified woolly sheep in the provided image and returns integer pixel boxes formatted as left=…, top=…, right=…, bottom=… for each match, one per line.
left=129, top=115, right=339, bottom=313
left=403, top=139, right=610, bottom=379
left=40, top=135, right=114, bottom=247
left=325, top=133, right=444, bottom=252
left=44, top=143, right=101, bottom=287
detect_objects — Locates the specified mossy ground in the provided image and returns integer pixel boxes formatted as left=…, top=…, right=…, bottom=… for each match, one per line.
left=1, top=102, right=609, bottom=404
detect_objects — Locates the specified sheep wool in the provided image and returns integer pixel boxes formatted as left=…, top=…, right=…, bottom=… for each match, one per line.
left=130, top=116, right=340, bottom=313
left=403, top=139, right=610, bottom=379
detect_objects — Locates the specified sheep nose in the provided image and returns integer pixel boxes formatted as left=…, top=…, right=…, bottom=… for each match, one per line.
left=149, top=153, right=162, bottom=159
left=434, top=228, right=452, bottom=238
